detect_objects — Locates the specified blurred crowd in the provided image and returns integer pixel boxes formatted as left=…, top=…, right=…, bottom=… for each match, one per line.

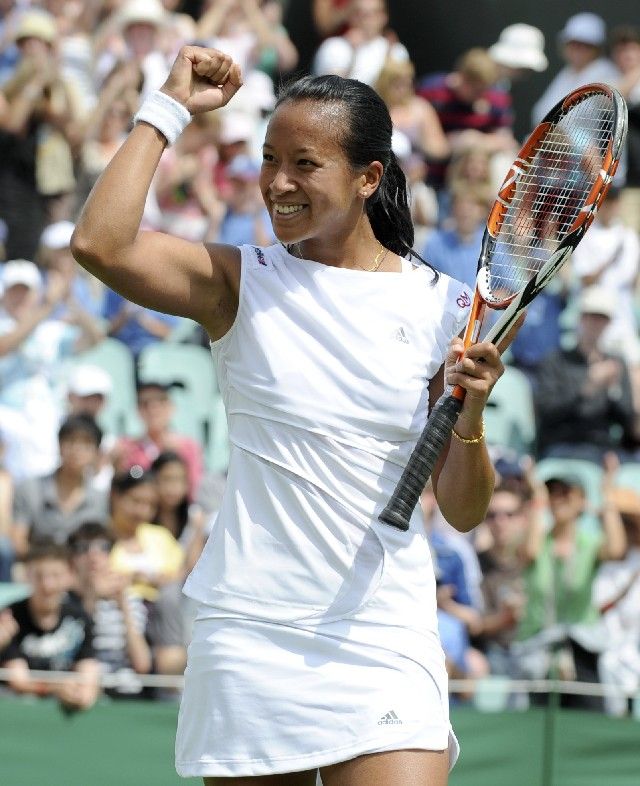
left=0, top=0, right=640, bottom=718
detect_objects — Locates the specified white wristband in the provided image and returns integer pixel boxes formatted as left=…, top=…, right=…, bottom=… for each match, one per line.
left=133, top=89, right=192, bottom=146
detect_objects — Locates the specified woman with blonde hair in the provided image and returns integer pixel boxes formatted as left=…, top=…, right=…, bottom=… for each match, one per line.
left=375, top=57, right=449, bottom=162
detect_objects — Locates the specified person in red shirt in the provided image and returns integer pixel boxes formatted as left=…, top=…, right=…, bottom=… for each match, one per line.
left=112, top=381, right=203, bottom=498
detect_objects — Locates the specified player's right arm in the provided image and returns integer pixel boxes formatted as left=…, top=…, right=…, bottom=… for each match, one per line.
left=71, top=48, right=243, bottom=341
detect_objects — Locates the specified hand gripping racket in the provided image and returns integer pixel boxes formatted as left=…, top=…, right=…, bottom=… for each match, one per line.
left=380, top=83, right=628, bottom=532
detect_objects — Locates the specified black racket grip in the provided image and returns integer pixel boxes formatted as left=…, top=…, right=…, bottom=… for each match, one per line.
left=379, top=394, right=463, bottom=531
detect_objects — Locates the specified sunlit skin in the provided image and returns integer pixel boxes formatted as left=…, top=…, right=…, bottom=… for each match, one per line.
left=259, top=101, right=388, bottom=270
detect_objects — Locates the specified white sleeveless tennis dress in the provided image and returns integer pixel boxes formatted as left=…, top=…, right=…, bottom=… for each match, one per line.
left=175, top=244, right=472, bottom=778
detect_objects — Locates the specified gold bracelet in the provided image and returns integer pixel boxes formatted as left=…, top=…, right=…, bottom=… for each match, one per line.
left=451, top=421, right=485, bottom=444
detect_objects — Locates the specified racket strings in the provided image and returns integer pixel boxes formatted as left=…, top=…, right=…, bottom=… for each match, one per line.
left=488, top=92, right=614, bottom=299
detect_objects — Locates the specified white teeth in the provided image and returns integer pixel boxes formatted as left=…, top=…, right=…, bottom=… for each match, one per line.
left=274, top=204, right=305, bottom=215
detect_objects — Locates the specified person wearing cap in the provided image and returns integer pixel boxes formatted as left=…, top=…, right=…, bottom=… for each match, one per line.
left=517, top=457, right=626, bottom=711
left=0, top=8, right=80, bottom=260
left=531, top=12, right=620, bottom=127
left=95, top=0, right=169, bottom=103
left=39, top=220, right=106, bottom=324
left=534, top=285, right=637, bottom=462
left=0, top=259, right=101, bottom=481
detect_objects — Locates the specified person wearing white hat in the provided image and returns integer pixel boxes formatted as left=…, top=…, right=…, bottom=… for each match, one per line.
left=38, top=221, right=105, bottom=322
left=489, top=24, right=548, bottom=76
left=531, top=12, right=620, bottom=126
left=95, top=0, right=169, bottom=102
left=0, top=260, right=103, bottom=482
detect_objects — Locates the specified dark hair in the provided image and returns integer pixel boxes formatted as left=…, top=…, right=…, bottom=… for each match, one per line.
left=110, top=467, right=154, bottom=496
left=275, top=74, right=435, bottom=272
left=58, top=413, right=103, bottom=448
left=24, top=539, right=70, bottom=564
left=150, top=451, right=190, bottom=537
left=67, top=522, right=114, bottom=551
left=610, top=25, right=640, bottom=48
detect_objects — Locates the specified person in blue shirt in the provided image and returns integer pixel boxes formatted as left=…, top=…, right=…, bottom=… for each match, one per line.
left=422, top=183, right=489, bottom=289
left=102, top=289, right=179, bottom=358
left=217, top=155, right=276, bottom=247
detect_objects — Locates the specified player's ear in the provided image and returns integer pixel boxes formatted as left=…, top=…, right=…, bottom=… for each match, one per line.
left=358, top=161, right=383, bottom=199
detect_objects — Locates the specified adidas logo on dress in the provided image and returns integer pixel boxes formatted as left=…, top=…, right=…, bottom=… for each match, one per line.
left=393, top=327, right=409, bottom=344
left=378, top=710, right=403, bottom=725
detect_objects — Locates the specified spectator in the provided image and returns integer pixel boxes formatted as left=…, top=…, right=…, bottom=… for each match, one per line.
left=611, top=25, right=640, bottom=233
left=97, top=0, right=169, bottom=102
left=196, top=0, right=298, bottom=80
left=534, top=286, right=637, bottom=461
left=422, top=183, right=489, bottom=289
left=312, top=0, right=409, bottom=87
left=0, top=540, right=100, bottom=712
left=0, top=260, right=101, bottom=481
left=0, top=438, right=13, bottom=581
left=151, top=451, right=207, bottom=580
left=150, top=111, right=224, bottom=243
left=108, top=469, right=183, bottom=602
left=532, top=13, right=620, bottom=126
left=39, top=219, right=105, bottom=320
left=0, top=9, right=81, bottom=259
left=594, top=486, right=640, bottom=716
left=569, top=187, right=640, bottom=394
left=312, top=0, right=354, bottom=38
left=113, top=381, right=204, bottom=499
left=217, top=154, right=275, bottom=246
left=68, top=522, right=152, bottom=698
left=417, top=48, right=515, bottom=188
left=76, top=61, right=142, bottom=208
left=107, top=469, right=186, bottom=676
left=374, top=57, right=449, bottom=163
left=397, top=147, right=438, bottom=252
left=10, top=414, right=108, bottom=560
left=102, top=289, right=180, bottom=359
left=475, top=482, right=528, bottom=681
left=516, top=461, right=626, bottom=711
left=65, top=364, right=116, bottom=493
left=488, top=24, right=548, bottom=82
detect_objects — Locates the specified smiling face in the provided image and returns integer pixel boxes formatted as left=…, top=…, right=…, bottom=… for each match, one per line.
left=260, top=100, right=373, bottom=249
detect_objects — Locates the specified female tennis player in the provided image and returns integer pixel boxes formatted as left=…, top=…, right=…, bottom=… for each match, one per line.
left=71, top=47, right=518, bottom=786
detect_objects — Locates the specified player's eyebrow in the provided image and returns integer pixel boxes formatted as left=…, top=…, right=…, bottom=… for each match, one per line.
left=262, top=143, right=318, bottom=154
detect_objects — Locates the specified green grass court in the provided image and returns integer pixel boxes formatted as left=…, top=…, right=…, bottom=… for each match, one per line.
left=1, top=697, right=639, bottom=785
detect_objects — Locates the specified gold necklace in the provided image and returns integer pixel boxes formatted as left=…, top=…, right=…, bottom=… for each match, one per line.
left=289, top=241, right=388, bottom=272
left=359, top=241, right=387, bottom=272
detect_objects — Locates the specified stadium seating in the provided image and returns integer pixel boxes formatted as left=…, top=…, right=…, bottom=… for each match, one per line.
left=485, top=365, right=536, bottom=454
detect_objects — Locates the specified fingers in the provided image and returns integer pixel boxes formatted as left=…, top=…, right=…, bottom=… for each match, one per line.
left=192, top=49, right=234, bottom=83
left=445, top=340, right=504, bottom=395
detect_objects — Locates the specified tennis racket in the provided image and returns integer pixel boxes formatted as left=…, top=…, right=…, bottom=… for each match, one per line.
left=380, top=82, right=628, bottom=532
